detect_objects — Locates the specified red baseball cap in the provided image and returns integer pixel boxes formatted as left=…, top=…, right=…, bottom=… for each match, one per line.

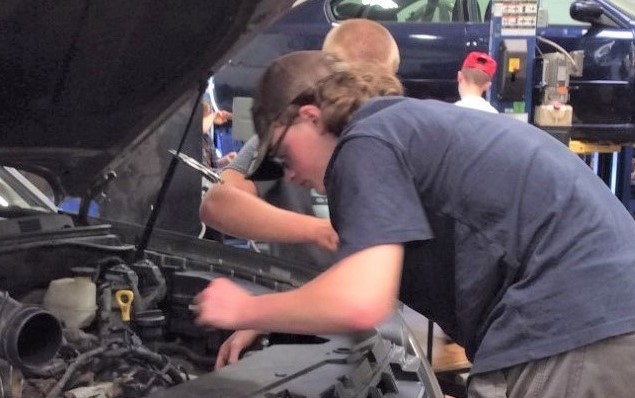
left=462, top=51, right=497, bottom=78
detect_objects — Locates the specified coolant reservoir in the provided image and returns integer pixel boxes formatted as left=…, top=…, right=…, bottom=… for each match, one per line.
left=43, top=276, right=97, bottom=329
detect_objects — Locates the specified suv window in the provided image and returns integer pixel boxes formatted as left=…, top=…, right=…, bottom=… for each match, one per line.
left=541, top=0, right=588, bottom=25
left=476, top=0, right=588, bottom=25
left=331, top=0, right=459, bottom=23
left=607, top=0, right=635, bottom=19
left=0, top=168, right=56, bottom=213
left=476, top=0, right=489, bottom=21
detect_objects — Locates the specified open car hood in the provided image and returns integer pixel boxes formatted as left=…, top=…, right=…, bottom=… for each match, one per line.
left=0, top=0, right=293, bottom=197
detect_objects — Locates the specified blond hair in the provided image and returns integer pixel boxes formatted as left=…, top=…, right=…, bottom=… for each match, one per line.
left=315, top=62, right=403, bottom=135
left=322, top=19, right=400, bottom=73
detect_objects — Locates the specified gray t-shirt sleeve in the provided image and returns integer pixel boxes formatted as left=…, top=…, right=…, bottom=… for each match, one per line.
left=223, top=135, right=276, bottom=197
left=225, top=135, right=259, bottom=174
left=326, top=136, right=435, bottom=261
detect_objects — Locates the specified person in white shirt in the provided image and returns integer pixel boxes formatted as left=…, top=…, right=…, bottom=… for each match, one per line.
left=455, top=51, right=498, bottom=113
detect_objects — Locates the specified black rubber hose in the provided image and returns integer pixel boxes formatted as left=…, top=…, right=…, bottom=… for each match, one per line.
left=21, top=359, right=66, bottom=378
left=155, top=342, right=215, bottom=368
left=44, top=346, right=106, bottom=398
left=104, top=346, right=185, bottom=384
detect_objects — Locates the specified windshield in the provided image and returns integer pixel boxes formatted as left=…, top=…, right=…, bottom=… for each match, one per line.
left=0, top=167, right=56, bottom=217
left=610, top=0, right=635, bottom=20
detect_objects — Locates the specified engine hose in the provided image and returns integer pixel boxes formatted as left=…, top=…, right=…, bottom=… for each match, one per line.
left=155, top=342, right=215, bottom=368
left=21, top=359, right=66, bottom=378
left=44, top=346, right=106, bottom=398
left=94, top=256, right=127, bottom=279
left=97, top=284, right=112, bottom=339
left=103, top=346, right=184, bottom=384
left=45, top=342, right=184, bottom=398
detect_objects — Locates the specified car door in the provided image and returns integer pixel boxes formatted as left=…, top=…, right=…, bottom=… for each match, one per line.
left=328, top=0, right=472, bottom=102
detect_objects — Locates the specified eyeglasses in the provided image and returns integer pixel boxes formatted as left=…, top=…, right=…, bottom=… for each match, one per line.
left=265, top=91, right=316, bottom=169
left=268, top=116, right=293, bottom=156
left=265, top=117, right=294, bottom=170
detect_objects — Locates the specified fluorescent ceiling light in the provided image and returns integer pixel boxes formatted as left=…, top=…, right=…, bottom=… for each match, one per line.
left=362, top=0, right=398, bottom=9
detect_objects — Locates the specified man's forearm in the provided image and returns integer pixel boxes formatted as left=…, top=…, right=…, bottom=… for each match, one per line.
left=201, top=183, right=322, bottom=244
left=238, top=289, right=360, bottom=334
left=235, top=246, right=403, bottom=334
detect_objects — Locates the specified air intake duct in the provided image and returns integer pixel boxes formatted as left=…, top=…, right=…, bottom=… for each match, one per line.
left=0, top=291, right=62, bottom=372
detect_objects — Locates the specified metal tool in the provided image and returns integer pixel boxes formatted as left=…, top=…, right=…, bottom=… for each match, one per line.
left=169, top=150, right=223, bottom=183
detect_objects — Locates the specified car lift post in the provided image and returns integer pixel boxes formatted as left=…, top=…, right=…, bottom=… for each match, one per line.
left=487, top=0, right=539, bottom=121
left=487, top=1, right=633, bottom=213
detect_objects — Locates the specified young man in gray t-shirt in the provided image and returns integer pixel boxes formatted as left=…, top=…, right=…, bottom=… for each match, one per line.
left=216, top=135, right=334, bottom=269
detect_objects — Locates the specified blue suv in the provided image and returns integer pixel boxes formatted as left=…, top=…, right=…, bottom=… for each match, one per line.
left=211, top=0, right=635, bottom=142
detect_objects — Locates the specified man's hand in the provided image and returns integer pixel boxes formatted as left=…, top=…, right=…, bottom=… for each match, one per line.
left=213, top=110, right=232, bottom=125
left=215, top=329, right=262, bottom=369
left=311, top=218, right=339, bottom=252
left=195, top=278, right=252, bottom=330
left=216, top=151, right=238, bottom=168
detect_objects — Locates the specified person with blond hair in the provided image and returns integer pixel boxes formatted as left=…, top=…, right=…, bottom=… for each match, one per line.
left=197, top=50, right=635, bottom=397
left=323, top=18, right=400, bottom=74
left=200, top=19, right=400, bottom=368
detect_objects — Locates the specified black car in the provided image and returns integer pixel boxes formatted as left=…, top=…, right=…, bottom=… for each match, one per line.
left=0, top=1, right=446, bottom=397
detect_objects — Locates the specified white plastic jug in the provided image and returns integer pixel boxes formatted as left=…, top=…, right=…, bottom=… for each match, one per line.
left=43, top=277, right=97, bottom=329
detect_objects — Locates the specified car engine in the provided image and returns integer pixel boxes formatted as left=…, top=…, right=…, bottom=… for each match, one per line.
left=0, top=237, right=245, bottom=398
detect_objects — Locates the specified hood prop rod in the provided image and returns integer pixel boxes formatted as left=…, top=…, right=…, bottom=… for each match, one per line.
left=134, top=80, right=209, bottom=262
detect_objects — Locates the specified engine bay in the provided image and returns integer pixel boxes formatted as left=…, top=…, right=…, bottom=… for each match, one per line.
left=0, top=218, right=285, bottom=398
left=0, top=212, right=439, bottom=398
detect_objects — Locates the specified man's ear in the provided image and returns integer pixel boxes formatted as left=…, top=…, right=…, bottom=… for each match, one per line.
left=298, top=104, right=322, bottom=126
left=299, top=104, right=331, bottom=136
